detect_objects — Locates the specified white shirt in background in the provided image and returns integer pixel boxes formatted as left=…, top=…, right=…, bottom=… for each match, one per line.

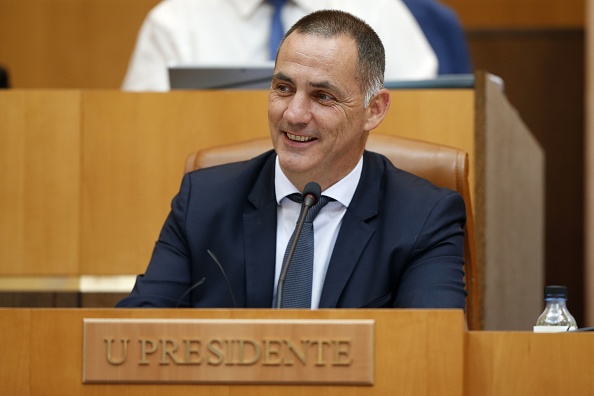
left=122, top=0, right=438, bottom=91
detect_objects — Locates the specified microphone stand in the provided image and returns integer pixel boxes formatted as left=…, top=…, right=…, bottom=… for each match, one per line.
left=274, top=204, right=312, bottom=309
left=274, top=182, right=320, bottom=308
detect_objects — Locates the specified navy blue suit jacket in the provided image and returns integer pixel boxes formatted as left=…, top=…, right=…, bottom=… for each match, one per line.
left=117, top=150, right=466, bottom=309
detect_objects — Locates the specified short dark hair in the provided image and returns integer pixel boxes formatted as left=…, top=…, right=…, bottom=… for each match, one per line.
left=281, top=10, right=385, bottom=107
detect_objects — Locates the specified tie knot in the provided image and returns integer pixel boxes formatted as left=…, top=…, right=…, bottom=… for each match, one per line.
left=287, top=193, right=333, bottom=223
left=269, top=0, right=287, bottom=9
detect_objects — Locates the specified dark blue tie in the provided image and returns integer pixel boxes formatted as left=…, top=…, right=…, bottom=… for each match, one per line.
left=268, top=0, right=287, bottom=59
left=280, top=194, right=333, bottom=308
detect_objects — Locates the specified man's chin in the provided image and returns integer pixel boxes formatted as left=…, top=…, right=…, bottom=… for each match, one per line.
left=278, top=153, right=318, bottom=175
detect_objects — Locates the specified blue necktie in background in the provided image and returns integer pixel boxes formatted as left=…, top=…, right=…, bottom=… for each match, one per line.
left=269, top=0, right=287, bottom=59
left=280, top=194, right=333, bottom=308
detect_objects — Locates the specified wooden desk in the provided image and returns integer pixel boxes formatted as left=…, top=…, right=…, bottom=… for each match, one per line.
left=0, top=309, right=465, bottom=396
left=466, top=331, right=594, bottom=395
left=3, top=308, right=594, bottom=395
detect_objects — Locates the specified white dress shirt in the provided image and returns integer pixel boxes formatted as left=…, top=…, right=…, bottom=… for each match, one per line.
left=122, top=0, right=437, bottom=91
left=273, top=155, right=363, bottom=308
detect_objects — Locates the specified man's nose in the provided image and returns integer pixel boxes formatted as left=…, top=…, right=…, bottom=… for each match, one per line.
left=284, top=92, right=312, bottom=125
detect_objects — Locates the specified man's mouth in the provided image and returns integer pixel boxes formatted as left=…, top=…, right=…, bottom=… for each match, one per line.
left=286, top=132, right=316, bottom=142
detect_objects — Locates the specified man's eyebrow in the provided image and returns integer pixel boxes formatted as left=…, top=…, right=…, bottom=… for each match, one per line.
left=272, top=72, right=346, bottom=97
left=310, top=80, right=342, bottom=94
left=272, top=72, right=293, bottom=83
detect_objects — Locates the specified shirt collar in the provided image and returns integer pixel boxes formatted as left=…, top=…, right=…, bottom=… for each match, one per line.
left=230, top=0, right=319, bottom=19
left=274, top=154, right=363, bottom=208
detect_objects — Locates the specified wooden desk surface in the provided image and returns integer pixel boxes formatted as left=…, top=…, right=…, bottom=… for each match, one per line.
left=466, top=331, right=594, bottom=395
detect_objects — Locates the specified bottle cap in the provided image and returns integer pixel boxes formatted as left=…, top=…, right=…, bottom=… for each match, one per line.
left=544, top=285, right=568, bottom=299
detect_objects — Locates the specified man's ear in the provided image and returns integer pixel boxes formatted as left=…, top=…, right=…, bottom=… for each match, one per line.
left=364, top=88, right=391, bottom=132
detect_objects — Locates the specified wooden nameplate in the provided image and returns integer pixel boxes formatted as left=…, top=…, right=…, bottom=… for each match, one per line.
left=83, top=318, right=374, bottom=385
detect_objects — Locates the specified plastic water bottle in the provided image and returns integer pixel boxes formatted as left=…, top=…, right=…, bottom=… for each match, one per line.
left=533, top=285, right=577, bottom=332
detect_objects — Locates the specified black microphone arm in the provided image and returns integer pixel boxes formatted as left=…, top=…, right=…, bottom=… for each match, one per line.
left=174, top=250, right=238, bottom=308
left=274, top=181, right=321, bottom=309
left=175, top=277, right=206, bottom=308
left=207, top=249, right=238, bottom=308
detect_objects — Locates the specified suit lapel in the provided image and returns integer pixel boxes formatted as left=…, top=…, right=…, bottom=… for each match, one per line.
left=319, top=152, right=383, bottom=308
left=243, top=154, right=278, bottom=307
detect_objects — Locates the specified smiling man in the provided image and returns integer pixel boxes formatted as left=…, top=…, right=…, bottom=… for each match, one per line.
left=117, top=10, right=467, bottom=311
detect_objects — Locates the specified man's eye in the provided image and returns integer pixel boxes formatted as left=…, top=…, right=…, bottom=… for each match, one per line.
left=317, top=92, right=334, bottom=101
left=274, top=83, right=291, bottom=93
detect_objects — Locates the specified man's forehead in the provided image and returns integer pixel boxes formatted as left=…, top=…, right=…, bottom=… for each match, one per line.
left=274, top=33, right=360, bottom=95
left=285, top=30, right=356, bottom=48
left=276, top=33, right=358, bottom=72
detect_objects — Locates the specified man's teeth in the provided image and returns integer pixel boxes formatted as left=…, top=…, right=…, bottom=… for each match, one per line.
left=287, top=133, right=315, bottom=142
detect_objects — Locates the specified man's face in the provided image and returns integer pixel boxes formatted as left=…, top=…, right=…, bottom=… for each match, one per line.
left=268, top=32, right=375, bottom=191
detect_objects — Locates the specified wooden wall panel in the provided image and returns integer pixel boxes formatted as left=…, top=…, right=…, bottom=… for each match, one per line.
left=442, top=0, right=585, bottom=28
left=0, top=0, right=160, bottom=89
left=0, top=91, right=81, bottom=275
left=80, top=91, right=271, bottom=275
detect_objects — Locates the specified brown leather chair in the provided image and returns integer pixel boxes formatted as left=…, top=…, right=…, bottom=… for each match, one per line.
left=185, top=134, right=480, bottom=330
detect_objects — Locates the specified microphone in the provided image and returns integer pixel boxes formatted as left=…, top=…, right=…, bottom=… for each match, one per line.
left=274, top=181, right=321, bottom=309
left=175, top=277, right=206, bottom=308
left=207, top=249, right=238, bottom=308
left=175, top=249, right=237, bottom=308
